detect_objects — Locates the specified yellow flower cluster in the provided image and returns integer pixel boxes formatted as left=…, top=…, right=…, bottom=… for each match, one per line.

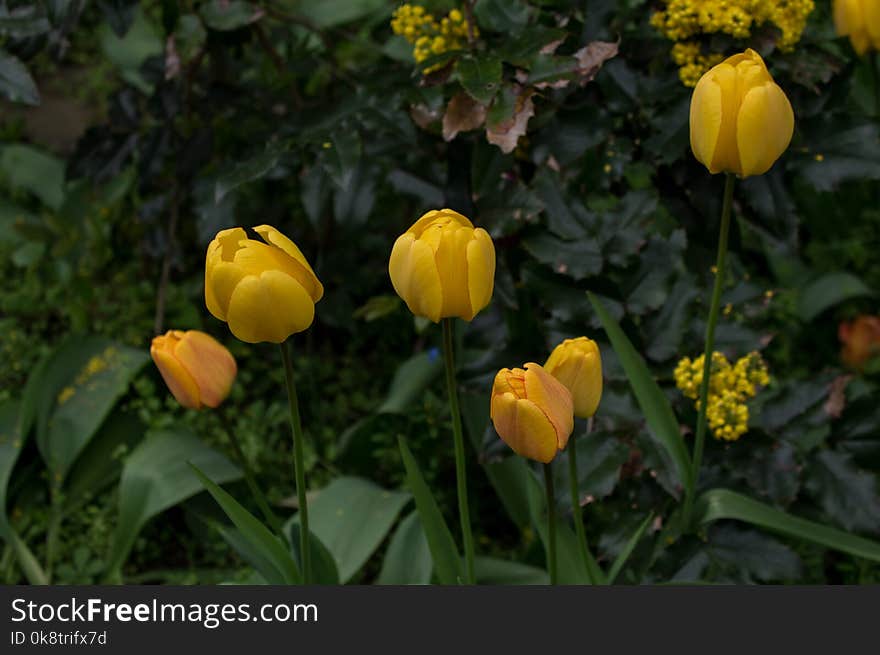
left=391, top=4, right=475, bottom=72
left=651, top=0, right=815, bottom=86
left=674, top=351, right=770, bottom=442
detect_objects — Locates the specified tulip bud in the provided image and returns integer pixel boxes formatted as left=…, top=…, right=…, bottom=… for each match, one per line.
left=490, top=363, right=574, bottom=464
left=151, top=330, right=237, bottom=410
left=839, top=315, right=880, bottom=370
left=205, top=225, right=323, bottom=343
left=834, top=0, right=880, bottom=55
left=544, top=337, right=603, bottom=419
left=388, top=209, right=495, bottom=323
left=690, top=49, right=794, bottom=178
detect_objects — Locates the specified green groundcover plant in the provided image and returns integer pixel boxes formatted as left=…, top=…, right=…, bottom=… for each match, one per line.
left=1, top=0, right=879, bottom=585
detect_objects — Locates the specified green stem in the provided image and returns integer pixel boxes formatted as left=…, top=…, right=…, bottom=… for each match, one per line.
left=44, top=487, right=62, bottom=582
left=280, top=341, right=311, bottom=584
left=441, top=318, right=476, bottom=584
left=871, top=52, right=880, bottom=119
left=568, top=418, right=601, bottom=584
left=683, top=173, right=735, bottom=528
left=219, top=415, right=283, bottom=538
left=544, top=462, right=558, bottom=585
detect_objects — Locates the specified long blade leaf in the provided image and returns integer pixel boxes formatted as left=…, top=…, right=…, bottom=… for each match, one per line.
left=588, top=292, right=691, bottom=494
left=397, top=436, right=463, bottom=584
left=695, top=488, right=880, bottom=563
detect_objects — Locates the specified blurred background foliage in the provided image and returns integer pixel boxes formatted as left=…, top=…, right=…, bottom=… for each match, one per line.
left=1, top=0, right=879, bottom=584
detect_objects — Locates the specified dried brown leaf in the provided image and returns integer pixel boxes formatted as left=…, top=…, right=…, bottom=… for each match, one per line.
left=573, top=40, right=619, bottom=86
left=442, top=92, right=486, bottom=142
left=486, top=88, right=534, bottom=154
left=824, top=374, right=852, bottom=419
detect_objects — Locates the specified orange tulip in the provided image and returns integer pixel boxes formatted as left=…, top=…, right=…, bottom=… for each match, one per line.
left=151, top=330, right=237, bottom=409
left=839, top=316, right=880, bottom=370
left=490, top=363, right=574, bottom=463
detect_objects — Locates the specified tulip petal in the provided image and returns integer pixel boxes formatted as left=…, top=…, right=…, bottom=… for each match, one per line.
left=690, top=73, right=723, bottom=173
left=389, top=234, right=442, bottom=322
left=151, top=347, right=201, bottom=409
left=524, top=363, right=573, bottom=450
left=226, top=270, right=315, bottom=343
left=491, top=391, right=558, bottom=463
left=736, top=83, right=793, bottom=177
left=174, top=332, right=237, bottom=408
left=253, top=225, right=324, bottom=302
left=209, top=261, right=249, bottom=320
left=466, top=229, right=495, bottom=319
left=513, top=399, right=561, bottom=463
left=434, top=224, right=473, bottom=320
left=408, top=208, right=473, bottom=237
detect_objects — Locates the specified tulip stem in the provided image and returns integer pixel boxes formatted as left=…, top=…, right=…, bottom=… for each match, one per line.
left=683, top=173, right=735, bottom=529
left=280, top=341, right=311, bottom=584
left=219, top=415, right=284, bottom=539
left=872, top=53, right=880, bottom=119
left=441, top=318, right=476, bottom=585
left=567, top=418, right=602, bottom=584
left=543, top=462, right=558, bottom=585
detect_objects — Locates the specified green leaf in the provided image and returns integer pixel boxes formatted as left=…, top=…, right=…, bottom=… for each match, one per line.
left=805, top=450, right=880, bottom=534
left=0, top=401, right=47, bottom=584
left=707, top=524, right=802, bottom=582
left=289, top=523, right=340, bottom=585
left=474, top=0, right=532, bottom=34
left=301, top=476, right=410, bottom=583
left=0, top=51, right=39, bottom=106
left=588, top=292, right=690, bottom=496
left=378, top=350, right=442, bottom=414
left=695, top=488, right=880, bottom=563
left=199, top=1, right=262, bottom=31
left=0, top=11, right=51, bottom=38
left=34, top=338, right=149, bottom=483
left=294, top=0, right=389, bottom=29
left=107, top=428, right=242, bottom=575
left=475, top=556, right=548, bottom=584
left=63, top=410, right=145, bottom=512
left=797, top=272, right=874, bottom=322
left=397, top=437, right=463, bottom=584
left=523, top=233, right=602, bottom=280
left=190, top=463, right=300, bottom=584
left=457, top=55, right=502, bottom=105
left=99, top=7, right=162, bottom=93
left=606, top=512, right=653, bottom=584
left=377, top=511, right=432, bottom=585
left=0, top=144, right=65, bottom=209
left=557, top=431, right=629, bottom=511
left=214, top=147, right=284, bottom=203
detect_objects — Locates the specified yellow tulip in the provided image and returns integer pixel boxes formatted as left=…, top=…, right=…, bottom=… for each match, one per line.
left=544, top=337, right=603, bottom=419
left=205, top=225, right=323, bottom=343
left=689, top=49, right=794, bottom=178
left=834, top=0, right=880, bottom=55
left=490, top=363, right=574, bottom=464
left=388, top=209, right=495, bottom=323
left=151, top=330, right=237, bottom=410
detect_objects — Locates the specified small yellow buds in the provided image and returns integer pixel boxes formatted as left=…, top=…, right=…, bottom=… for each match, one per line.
left=544, top=337, right=603, bottom=419
left=390, top=4, right=476, bottom=71
left=833, top=0, right=880, bottom=55
left=652, top=0, right=814, bottom=86
left=205, top=225, right=323, bottom=344
left=674, top=351, right=769, bottom=441
left=151, top=330, right=237, bottom=410
left=689, top=49, right=794, bottom=178
left=490, top=363, right=574, bottom=463
left=389, top=209, right=495, bottom=323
